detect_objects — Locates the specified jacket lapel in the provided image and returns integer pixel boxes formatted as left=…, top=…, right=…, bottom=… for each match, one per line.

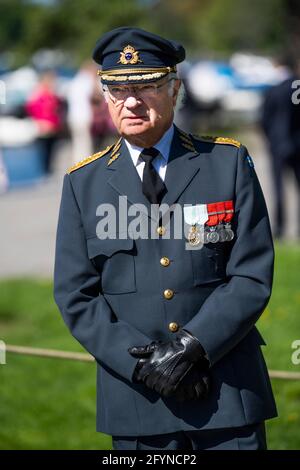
left=106, top=126, right=201, bottom=223
left=159, top=126, right=200, bottom=220
left=106, top=139, right=154, bottom=220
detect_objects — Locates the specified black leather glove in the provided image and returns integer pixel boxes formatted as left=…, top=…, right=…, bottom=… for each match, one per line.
left=173, top=364, right=211, bottom=402
left=128, top=329, right=208, bottom=398
left=132, top=355, right=211, bottom=402
left=129, top=341, right=160, bottom=382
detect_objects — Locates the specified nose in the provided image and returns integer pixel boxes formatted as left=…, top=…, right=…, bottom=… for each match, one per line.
left=123, top=95, right=141, bottom=109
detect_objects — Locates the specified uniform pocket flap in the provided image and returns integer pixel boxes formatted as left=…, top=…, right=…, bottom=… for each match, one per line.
left=86, top=235, right=134, bottom=259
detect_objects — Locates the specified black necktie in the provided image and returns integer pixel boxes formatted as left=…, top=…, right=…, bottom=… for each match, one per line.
left=139, top=147, right=167, bottom=205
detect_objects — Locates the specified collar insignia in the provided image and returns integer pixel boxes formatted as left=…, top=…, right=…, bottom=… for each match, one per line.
left=107, top=137, right=122, bottom=165
left=179, top=130, right=197, bottom=153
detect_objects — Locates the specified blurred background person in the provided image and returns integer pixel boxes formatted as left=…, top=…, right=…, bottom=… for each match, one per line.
left=261, top=55, right=300, bottom=239
left=0, top=150, right=8, bottom=193
left=66, top=61, right=96, bottom=164
left=90, top=84, right=116, bottom=151
left=25, top=70, right=63, bottom=175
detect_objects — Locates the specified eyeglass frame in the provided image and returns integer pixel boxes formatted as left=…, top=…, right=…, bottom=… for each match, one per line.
left=101, top=77, right=175, bottom=105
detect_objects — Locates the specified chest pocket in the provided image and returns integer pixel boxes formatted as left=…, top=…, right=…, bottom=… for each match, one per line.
left=86, top=235, right=136, bottom=294
left=190, top=243, right=228, bottom=286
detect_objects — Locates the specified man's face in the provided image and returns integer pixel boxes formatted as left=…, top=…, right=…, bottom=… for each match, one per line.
left=103, top=77, right=181, bottom=147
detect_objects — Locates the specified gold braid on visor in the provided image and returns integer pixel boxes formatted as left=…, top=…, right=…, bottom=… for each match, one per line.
left=97, top=66, right=176, bottom=82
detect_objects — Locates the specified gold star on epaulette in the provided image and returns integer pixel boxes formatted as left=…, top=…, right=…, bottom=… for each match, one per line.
left=194, top=135, right=241, bottom=148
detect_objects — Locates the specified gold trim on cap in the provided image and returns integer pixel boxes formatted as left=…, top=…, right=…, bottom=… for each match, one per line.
left=101, top=72, right=167, bottom=82
left=97, top=66, right=176, bottom=76
left=97, top=66, right=177, bottom=82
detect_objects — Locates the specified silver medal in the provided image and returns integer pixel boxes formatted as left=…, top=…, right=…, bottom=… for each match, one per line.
left=217, top=224, right=227, bottom=242
left=203, top=226, right=210, bottom=244
left=207, top=227, right=219, bottom=243
left=224, top=223, right=234, bottom=241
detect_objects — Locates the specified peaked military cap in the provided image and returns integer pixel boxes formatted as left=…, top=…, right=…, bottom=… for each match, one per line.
left=93, top=26, right=185, bottom=85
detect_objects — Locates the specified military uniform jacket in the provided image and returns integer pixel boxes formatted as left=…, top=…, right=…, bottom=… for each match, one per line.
left=53, top=125, right=277, bottom=436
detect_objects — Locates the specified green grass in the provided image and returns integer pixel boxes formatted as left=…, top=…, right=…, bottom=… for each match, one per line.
left=0, top=243, right=300, bottom=449
left=257, top=242, right=300, bottom=450
left=0, top=279, right=111, bottom=450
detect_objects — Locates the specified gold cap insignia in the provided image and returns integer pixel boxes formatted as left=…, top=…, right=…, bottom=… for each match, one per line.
left=118, top=45, right=142, bottom=65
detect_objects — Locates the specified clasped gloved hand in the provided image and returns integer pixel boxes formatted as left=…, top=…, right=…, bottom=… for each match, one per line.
left=128, top=329, right=210, bottom=400
left=172, top=364, right=210, bottom=402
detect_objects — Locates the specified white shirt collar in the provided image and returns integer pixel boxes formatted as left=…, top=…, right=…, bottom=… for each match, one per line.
left=124, top=124, right=174, bottom=167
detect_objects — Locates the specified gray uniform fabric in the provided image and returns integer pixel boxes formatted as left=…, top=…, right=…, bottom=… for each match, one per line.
left=54, top=125, right=277, bottom=437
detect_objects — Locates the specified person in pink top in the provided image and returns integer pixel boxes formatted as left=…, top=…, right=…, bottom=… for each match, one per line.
left=26, top=71, right=63, bottom=174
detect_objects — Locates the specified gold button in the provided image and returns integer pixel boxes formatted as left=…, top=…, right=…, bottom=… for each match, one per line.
left=157, top=226, right=166, bottom=236
left=164, top=289, right=174, bottom=300
left=160, top=256, right=170, bottom=267
left=169, top=322, right=179, bottom=332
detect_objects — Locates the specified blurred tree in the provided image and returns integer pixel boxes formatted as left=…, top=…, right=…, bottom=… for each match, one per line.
left=151, top=0, right=285, bottom=56
left=9, top=0, right=148, bottom=66
left=285, top=0, right=300, bottom=60
left=0, top=0, right=27, bottom=53
left=1, top=0, right=299, bottom=66
left=194, top=0, right=285, bottom=54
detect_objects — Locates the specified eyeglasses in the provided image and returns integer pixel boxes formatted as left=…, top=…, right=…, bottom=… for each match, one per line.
left=102, top=79, right=173, bottom=105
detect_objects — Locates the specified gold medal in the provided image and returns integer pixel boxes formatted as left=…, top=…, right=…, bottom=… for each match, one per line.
left=188, top=224, right=202, bottom=246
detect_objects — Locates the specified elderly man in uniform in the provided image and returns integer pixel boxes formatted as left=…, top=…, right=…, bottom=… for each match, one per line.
left=54, top=27, right=277, bottom=450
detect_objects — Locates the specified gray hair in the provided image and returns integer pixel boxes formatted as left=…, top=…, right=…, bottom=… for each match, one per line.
left=167, top=75, right=186, bottom=112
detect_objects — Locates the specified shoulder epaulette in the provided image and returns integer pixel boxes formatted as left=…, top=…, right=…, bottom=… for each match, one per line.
left=67, top=137, right=122, bottom=174
left=67, top=144, right=114, bottom=174
left=193, top=135, right=241, bottom=148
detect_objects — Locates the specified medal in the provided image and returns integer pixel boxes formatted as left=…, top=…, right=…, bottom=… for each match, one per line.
left=184, top=204, right=208, bottom=247
left=203, top=226, right=209, bottom=244
left=224, top=223, right=234, bottom=241
left=217, top=223, right=227, bottom=242
left=184, top=201, right=234, bottom=245
left=188, top=224, right=202, bottom=246
left=223, top=201, right=234, bottom=241
left=207, top=226, right=219, bottom=243
left=205, top=202, right=220, bottom=243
